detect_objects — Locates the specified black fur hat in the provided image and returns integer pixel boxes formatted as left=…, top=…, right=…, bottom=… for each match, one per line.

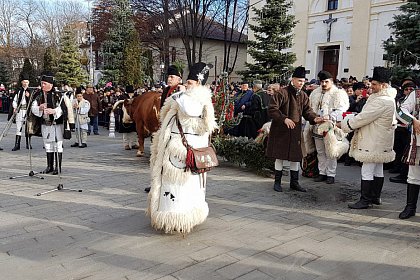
left=187, top=62, right=210, bottom=84
left=292, top=66, right=306, bottom=78
left=20, top=72, right=30, bottom=82
left=167, top=65, right=183, bottom=78
left=125, top=85, right=134, bottom=93
left=41, top=71, right=54, bottom=84
left=372, top=67, right=391, bottom=83
left=318, top=70, right=333, bottom=81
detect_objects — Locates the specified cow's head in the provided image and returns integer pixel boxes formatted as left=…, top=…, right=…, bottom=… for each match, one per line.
left=122, top=98, right=134, bottom=123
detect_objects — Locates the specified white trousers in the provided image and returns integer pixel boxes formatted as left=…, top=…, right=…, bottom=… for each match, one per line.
left=315, top=138, right=337, bottom=177
left=76, top=129, right=88, bottom=144
left=42, top=124, right=64, bottom=153
left=15, top=109, right=27, bottom=136
left=275, top=160, right=299, bottom=171
left=408, top=149, right=420, bottom=185
left=361, top=163, right=384, bottom=180
left=123, top=132, right=138, bottom=147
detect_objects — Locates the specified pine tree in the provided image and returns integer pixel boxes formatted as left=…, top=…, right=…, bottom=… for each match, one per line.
left=121, top=29, right=145, bottom=87
left=43, top=47, right=58, bottom=74
left=20, top=58, right=37, bottom=86
left=384, top=0, right=420, bottom=83
left=102, top=0, right=137, bottom=84
left=55, top=27, right=88, bottom=86
left=240, top=0, right=297, bottom=82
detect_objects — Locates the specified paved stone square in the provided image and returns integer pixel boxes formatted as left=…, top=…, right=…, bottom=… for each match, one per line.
left=0, top=113, right=419, bottom=280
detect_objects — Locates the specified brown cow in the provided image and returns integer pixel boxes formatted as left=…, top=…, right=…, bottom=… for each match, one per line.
left=123, top=91, right=161, bottom=156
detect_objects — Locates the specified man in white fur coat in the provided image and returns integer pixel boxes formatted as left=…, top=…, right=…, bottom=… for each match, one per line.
left=341, top=67, right=397, bottom=209
left=147, top=62, right=217, bottom=234
left=307, top=70, right=349, bottom=184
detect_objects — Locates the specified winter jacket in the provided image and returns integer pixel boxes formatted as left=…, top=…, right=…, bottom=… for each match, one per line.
left=341, top=87, right=397, bottom=163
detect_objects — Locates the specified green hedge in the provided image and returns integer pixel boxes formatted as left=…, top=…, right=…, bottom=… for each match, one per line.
left=213, top=135, right=274, bottom=173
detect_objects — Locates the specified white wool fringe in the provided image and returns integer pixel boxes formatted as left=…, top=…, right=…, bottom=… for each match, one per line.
left=147, top=85, right=217, bottom=234
left=317, top=121, right=349, bottom=159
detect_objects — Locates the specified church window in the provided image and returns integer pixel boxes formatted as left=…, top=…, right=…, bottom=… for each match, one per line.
left=327, top=0, right=338, bottom=10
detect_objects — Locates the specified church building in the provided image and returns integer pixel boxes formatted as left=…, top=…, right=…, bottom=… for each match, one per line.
left=248, top=0, right=405, bottom=80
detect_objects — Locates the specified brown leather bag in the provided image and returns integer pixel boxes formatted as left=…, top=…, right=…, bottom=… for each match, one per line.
left=176, top=116, right=218, bottom=174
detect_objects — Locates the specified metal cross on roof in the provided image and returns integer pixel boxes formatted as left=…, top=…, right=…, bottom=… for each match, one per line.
left=323, top=14, right=338, bottom=42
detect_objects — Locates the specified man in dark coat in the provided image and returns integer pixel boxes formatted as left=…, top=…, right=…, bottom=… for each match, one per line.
left=228, top=81, right=254, bottom=137
left=238, top=80, right=270, bottom=138
left=266, top=66, right=323, bottom=192
left=160, top=65, right=183, bottom=109
left=83, top=84, right=102, bottom=135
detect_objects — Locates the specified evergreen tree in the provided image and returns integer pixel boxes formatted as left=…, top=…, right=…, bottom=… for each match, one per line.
left=20, top=58, right=37, bottom=86
left=55, top=27, right=88, bottom=86
left=102, top=0, right=137, bottom=84
left=384, top=0, right=420, bottom=83
left=240, top=0, right=297, bottom=82
left=142, top=49, right=154, bottom=86
left=43, top=47, right=58, bottom=74
left=0, top=59, right=10, bottom=86
left=121, top=29, right=145, bottom=87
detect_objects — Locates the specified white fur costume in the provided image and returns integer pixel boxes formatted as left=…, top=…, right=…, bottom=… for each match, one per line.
left=147, top=85, right=217, bottom=234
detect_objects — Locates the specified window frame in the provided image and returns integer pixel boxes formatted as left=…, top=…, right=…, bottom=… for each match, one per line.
left=327, top=0, right=338, bottom=11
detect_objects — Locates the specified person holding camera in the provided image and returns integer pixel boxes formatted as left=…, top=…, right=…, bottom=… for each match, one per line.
left=349, top=82, right=367, bottom=113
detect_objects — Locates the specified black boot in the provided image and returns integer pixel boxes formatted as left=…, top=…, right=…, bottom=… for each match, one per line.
left=52, top=153, right=62, bottom=175
left=399, top=184, right=420, bottom=219
left=371, top=177, right=384, bottom=205
left=273, top=170, right=283, bottom=192
left=348, top=180, right=373, bottom=209
left=144, top=187, right=151, bottom=193
left=25, top=135, right=32, bottom=149
left=41, top=153, right=54, bottom=174
left=11, top=135, right=21, bottom=151
left=290, top=170, right=307, bottom=192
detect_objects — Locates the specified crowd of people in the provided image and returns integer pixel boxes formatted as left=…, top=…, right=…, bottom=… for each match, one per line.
left=1, top=63, right=419, bottom=235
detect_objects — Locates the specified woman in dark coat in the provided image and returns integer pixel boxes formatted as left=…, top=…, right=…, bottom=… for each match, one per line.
left=266, top=67, right=322, bottom=192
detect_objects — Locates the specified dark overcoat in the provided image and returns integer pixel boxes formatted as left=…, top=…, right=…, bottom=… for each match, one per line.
left=266, top=84, right=317, bottom=162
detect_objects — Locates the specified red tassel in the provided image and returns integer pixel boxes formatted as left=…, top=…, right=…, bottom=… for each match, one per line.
left=185, top=147, right=195, bottom=171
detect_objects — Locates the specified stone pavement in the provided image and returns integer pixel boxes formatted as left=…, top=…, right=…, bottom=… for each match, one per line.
left=0, top=113, right=419, bottom=280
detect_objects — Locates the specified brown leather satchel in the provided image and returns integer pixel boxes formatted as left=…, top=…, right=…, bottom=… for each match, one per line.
left=176, top=116, right=218, bottom=174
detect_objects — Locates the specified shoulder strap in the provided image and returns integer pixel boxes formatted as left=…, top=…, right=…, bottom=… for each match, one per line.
left=176, top=115, right=189, bottom=148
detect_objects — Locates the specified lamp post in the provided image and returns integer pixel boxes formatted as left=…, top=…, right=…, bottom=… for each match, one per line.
left=87, top=19, right=94, bottom=85
left=160, top=63, right=165, bottom=83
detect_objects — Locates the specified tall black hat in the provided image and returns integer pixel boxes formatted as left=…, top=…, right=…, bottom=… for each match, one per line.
left=41, top=71, right=54, bottom=84
left=167, top=65, right=183, bottom=78
left=318, top=70, right=333, bottom=81
left=125, top=85, right=134, bottom=93
left=187, top=62, right=210, bottom=85
left=20, top=72, right=30, bottom=82
left=292, top=66, right=306, bottom=78
left=372, top=67, right=391, bottom=83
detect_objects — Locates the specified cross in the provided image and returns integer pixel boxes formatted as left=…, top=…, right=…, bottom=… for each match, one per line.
left=323, top=14, right=337, bottom=42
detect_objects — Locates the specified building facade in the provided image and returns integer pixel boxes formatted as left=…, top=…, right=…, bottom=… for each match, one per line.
left=248, top=0, right=405, bottom=80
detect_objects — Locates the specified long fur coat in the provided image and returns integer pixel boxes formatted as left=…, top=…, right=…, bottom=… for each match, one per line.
left=341, top=87, right=397, bottom=163
left=147, top=85, right=217, bottom=234
left=303, top=85, right=349, bottom=155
